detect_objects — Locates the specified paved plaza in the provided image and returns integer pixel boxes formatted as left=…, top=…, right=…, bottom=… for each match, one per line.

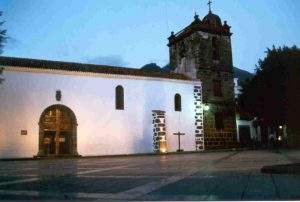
left=0, top=149, right=300, bottom=200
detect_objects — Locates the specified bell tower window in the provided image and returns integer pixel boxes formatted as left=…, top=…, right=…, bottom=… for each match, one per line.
left=212, top=36, right=220, bottom=61
left=213, top=80, right=222, bottom=97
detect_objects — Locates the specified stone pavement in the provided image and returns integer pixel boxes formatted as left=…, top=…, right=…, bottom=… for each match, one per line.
left=0, top=149, right=300, bottom=200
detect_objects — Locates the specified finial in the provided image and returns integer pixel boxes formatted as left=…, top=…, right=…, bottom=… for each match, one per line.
left=208, top=0, right=212, bottom=13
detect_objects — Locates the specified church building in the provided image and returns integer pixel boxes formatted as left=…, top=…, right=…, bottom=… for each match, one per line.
left=0, top=4, right=236, bottom=158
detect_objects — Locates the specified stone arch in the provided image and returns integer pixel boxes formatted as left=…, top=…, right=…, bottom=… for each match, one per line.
left=37, top=104, right=78, bottom=157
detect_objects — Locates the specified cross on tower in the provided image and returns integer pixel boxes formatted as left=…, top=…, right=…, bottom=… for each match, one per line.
left=208, top=0, right=212, bottom=13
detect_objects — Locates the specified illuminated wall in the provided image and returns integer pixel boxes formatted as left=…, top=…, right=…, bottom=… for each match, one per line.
left=0, top=67, right=201, bottom=158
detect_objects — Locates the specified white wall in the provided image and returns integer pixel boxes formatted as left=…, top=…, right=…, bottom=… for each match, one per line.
left=236, top=119, right=260, bottom=142
left=0, top=67, right=200, bottom=158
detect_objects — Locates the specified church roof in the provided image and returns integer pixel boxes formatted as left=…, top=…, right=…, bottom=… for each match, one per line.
left=0, top=56, right=190, bottom=80
left=168, top=12, right=231, bottom=46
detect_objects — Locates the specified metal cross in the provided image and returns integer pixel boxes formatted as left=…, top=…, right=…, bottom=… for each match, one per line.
left=208, top=0, right=212, bottom=12
left=173, top=132, right=185, bottom=152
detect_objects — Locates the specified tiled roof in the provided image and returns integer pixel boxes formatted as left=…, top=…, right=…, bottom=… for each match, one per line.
left=0, top=56, right=190, bottom=80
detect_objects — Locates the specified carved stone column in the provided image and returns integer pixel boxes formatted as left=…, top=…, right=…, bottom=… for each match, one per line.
left=37, top=123, right=45, bottom=156
left=54, top=108, right=60, bottom=155
left=72, top=124, right=78, bottom=156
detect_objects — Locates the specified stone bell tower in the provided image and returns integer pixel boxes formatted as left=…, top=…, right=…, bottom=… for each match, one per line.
left=168, top=2, right=237, bottom=149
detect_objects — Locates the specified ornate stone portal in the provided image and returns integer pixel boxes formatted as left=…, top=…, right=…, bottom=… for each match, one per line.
left=37, top=104, right=78, bottom=157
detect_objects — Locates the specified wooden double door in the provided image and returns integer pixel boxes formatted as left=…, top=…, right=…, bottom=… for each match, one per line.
left=39, top=105, right=77, bottom=156
left=43, top=131, right=72, bottom=155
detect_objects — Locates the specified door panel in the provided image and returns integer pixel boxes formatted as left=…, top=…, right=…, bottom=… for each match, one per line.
left=59, top=131, right=71, bottom=154
left=239, top=126, right=251, bottom=147
left=44, top=131, right=56, bottom=155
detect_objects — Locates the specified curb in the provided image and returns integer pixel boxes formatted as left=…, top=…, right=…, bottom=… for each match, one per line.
left=0, top=147, right=246, bottom=162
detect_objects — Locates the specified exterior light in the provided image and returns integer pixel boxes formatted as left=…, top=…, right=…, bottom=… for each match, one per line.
left=203, top=104, right=210, bottom=111
left=278, top=136, right=282, bottom=141
left=279, top=126, right=283, bottom=129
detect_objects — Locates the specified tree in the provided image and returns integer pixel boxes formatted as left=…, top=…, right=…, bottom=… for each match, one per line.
left=0, top=11, right=6, bottom=83
left=239, top=45, right=300, bottom=128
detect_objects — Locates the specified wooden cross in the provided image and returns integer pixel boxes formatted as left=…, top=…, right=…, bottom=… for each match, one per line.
left=208, top=0, right=212, bottom=12
left=173, top=132, right=185, bottom=152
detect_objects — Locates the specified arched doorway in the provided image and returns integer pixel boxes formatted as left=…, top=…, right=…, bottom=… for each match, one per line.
left=37, top=104, right=78, bottom=157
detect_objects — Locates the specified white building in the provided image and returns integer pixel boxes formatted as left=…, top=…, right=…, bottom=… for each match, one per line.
left=0, top=57, right=204, bottom=158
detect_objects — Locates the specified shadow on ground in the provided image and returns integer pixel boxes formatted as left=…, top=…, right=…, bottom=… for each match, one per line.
left=261, top=163, right=300, bottom=174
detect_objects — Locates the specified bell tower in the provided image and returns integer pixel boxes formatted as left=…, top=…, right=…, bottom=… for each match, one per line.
left=168, top=1, right=237, bottom=149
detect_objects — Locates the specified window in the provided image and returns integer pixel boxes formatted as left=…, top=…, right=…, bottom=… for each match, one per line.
left=212, top=36, right=220, bottom=60
left=213, top=80, right=222, bottom=97
left=55, top=90, right=62, bottom=101
left=174, top=94, right=182, bottom=111
left=215, top=112, right=224, bottom=130
left=115, top=85, right=124, bottom=110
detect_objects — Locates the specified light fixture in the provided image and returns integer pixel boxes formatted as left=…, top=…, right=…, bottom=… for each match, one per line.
left=203, top=104, right=210, bottom=111
left=279, top=125, right=283, bottom=129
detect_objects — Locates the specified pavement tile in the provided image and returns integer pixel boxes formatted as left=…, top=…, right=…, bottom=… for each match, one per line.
left=0, top=176, right=30, bottom=183
left=0, top=176, right=155, bottom=194
left=273, top=174, right=300, bottom=199
left=148, top=173, right=249, bottom=200
left=242, top=174, right=279, bottom=200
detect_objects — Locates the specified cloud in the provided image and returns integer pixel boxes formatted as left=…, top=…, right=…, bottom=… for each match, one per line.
left=86, top=55, right=128, bottom=67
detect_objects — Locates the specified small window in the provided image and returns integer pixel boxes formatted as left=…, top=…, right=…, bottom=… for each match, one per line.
left=115, top=85, right=124, bottom=110
left=212, top=36, right=220, bottom=60
left=215, top=112, right=224, bottom=130
left=174, top=94, right=182, bottom=111
left=213, top=80, right=222, bottom=97
left=56, top=90, right=62, bottom=101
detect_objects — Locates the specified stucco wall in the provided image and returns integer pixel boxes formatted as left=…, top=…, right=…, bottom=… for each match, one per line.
left=0, top=67, right=201, bottom=158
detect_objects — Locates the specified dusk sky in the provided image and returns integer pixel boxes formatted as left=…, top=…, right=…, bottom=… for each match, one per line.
left=1, top=0, right=300, bottom=73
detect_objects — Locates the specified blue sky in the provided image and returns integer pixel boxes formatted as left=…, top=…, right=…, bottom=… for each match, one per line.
left=1, top=0, right=299, bottom=73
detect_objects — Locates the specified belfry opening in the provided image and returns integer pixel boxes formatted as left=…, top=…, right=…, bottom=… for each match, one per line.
left=37, top=104, right=78, bottom=157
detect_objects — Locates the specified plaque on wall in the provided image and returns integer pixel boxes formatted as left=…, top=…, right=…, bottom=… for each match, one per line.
left=21, top=130, right=27, bottom=135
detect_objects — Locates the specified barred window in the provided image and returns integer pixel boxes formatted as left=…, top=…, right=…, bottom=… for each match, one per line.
left=115, top=85, right=124, bottom=110
left=174, top=94, right=182, bottom=111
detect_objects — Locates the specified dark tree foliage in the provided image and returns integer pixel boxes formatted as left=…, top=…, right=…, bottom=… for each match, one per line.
left=0, top=11, right=6, bottom=83
left=239, top=45, right=300, bottom=127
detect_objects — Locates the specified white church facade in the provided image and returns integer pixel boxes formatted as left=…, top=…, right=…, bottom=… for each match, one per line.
left=0, top=58, right=204, bottom=158
left=0, top=5, right=239, bottom=158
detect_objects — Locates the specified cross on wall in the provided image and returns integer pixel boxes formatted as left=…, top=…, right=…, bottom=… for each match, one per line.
left=173, top=132, right=185, bottom=152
